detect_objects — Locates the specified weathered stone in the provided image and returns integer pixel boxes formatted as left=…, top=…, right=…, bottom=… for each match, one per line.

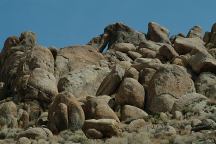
left=147, top=22, right=171, bottom=44
left=96, top=65, right=125, bottom=96
left=121, top=105, right=148, bottom=121
left=58, top=65, right=110, bottom=98
left=195, top=72, right=216, bottom=99
left=187, top=26, right=203, bottom=39
left=85, top=128, right=103, bottom=139
left=116, top=78, right=145, bottom=108
left=110, top=43, right=136, bottom=53
left=115, top=51, right=133, bottom=62
left=127, top=51, right=142, bottom=60
left=208, top=48, right=216, bottom=59
left=55, top=45, right=104, bottom=79
left=127, top=119, right=145, bottom=132
left=137, top=48, right=157, bottom=58
left=139, top=40, right=161, bottom=51
left=83, top=96, right=120, bottom=122
left=158, top=44, right=179, bottom=62
left=147, top=65, right=195, bottom=113
left=139, top=68, right=157, bottom=89
left=172, top=93, right=207, bottom=112
left=174, top=37, right=205, bottom=55
left=82, top=119, right=122, bottom=138
left=124, top=67, right=139, bottom=80
left=18, top=127, right=53, bottom=139
left=17, top=109, right=29, bottom=128
left=48, top=92, right=85, bottom=133
left=132, top=58, right=162, bottom=71
left=17, top=137, right=31, bottom=144
left=188, top=51, right=216, bottom=74
left=104, top=23, right=146, bottom=48
left=0, top=101, right=17, bottom=128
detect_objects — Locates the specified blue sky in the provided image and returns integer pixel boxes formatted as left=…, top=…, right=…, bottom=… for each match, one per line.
left=0, top=0, right=216, bottom=48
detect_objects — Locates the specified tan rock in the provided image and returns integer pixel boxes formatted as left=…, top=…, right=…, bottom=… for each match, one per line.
left=147, top=22, right=171, bottom=44
left=82, top=119, right=122, bottom=138
left=121, top=105, right=148, bottom=121
left=48, top=92, right=85, bottom=133
left=96, top=65, right=125, bottom=96
left=116, top=78, right=145, bottom=108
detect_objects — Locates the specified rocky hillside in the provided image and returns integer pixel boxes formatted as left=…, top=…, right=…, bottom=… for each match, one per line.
left=0, top=22, right=215, bottom=144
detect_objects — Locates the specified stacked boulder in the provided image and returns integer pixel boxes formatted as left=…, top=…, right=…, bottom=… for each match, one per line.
left=0, top=21, right=215, bottom=143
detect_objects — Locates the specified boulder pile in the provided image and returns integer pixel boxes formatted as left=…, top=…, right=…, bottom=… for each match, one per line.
left=0, top=22, right=215, bottom=143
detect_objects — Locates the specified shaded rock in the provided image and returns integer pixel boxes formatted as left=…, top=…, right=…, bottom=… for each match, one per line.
left=121, top=105, right=148, bottom=121
left=137, top=48, right=157, bottom=58
left=37, top=112, right=48, bottom=126
left=139, top=40, right=161, bottom=51
left=203, top=32, right=211, bottom=43
left=96, top=65, right=125, bottom=96
left=147, top=65, right=195, bottom=113
left=48, top=92, right=85, bottom=133
left=154, top=125, right=176, bottom=137
left=22, top=68, right=58, bottom=103
left=127, top=51, right=142, bottom=60
left=17, top=137, right=31, bottom=144
left=124, top=67, right=139, bottom=80
left=172, top=93, right=207, bottom=112
left=58, top=65, right=110, bottom=98
left=139, top=68, right=157, bottom=90
left=191, top=119, right=216, bottom=132
left=173, top=111, right=183, bottom=120
left=174, top=37, right=205, bottom=55
left=195, top=72, right=216, bottom=99
left=83, top=96, right=120, bottom=122
left=18, top=127, right=53, bottom=139
left=149, top=94, right=176, bottom=113
left=110, top=43, right=136, bottom=53
left=115, top=51, right=133, bottom=62
left=208, top=48, right=216, bottom=59
left=116, top=78, right=145, bottom=108
left=85, top=128, right=103, bottom=139
left=158, top=44, right=179, bottom=62
left=147, top=22, right=171, bottom=44
left=187, top=26, right=203, bottom=39
left=17, top=109, right=29, bottom=128
left=104, top=23, right=146, bottom=48
left=188, top=51, right=216, bottom=74
left=19, top=31, right=36, bottom=47
left=82, top=119, right=122, bottom=138
left=132, top=58, right=162, bottom=71
left=127, top=119, right=146, bottom=132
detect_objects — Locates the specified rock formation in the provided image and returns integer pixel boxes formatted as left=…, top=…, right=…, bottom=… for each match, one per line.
left=0, top=22, right=215, bottom=143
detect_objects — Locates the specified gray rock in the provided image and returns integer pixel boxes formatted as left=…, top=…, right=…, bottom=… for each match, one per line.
left=58, top=65, right=110, bottom=98
left=147, top=65, right=195, bottom=113
left=195, top=72, right=216, bottom=99
left=18, top=127, right=53, bottom=139
left=172, top=93, right=207, bottom=113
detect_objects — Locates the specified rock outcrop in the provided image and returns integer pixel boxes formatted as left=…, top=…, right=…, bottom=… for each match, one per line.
left=0, top=21, right=216, bottom=143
